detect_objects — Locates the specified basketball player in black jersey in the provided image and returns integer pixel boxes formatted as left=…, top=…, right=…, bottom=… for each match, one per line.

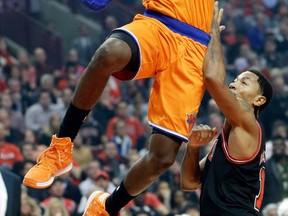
left=181, top=3, right=273, bottom=216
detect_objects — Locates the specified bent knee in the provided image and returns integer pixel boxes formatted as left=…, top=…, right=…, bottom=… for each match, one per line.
left=92, top=38, right=132, bottom=72
left=148, top=153, right=176, bottom=170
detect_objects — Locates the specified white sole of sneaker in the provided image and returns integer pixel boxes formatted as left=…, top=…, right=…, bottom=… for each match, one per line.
left=36, top=162, right=73, bottom=188
left=83, top=191, right=109, bottom=215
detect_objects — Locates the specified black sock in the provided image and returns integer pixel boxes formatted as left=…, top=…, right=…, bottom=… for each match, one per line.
left=105, top=181, right=136, bottom=215
left=58, top=103, right=90, bottom=140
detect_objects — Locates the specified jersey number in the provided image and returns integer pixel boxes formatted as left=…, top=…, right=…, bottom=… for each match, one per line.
left=254, top=167, right=265, bottom=211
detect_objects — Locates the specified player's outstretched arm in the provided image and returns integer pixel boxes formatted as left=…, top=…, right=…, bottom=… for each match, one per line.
left=181, top=125, right=217, bottom=191
left=203, top=2, right=255, bottom=127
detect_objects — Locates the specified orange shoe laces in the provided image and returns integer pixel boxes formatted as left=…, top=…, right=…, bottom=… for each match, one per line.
left=36, top=143, right=72, bottom=171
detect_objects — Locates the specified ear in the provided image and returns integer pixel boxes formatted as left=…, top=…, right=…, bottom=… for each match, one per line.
left=253, top=95, right=266, bottom=107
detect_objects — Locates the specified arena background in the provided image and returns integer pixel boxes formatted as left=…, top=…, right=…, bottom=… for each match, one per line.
left=0, top=0, right=287, bottom=215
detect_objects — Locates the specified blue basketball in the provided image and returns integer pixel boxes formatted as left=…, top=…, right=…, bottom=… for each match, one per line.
left=80, top=0, right=112, bottom=12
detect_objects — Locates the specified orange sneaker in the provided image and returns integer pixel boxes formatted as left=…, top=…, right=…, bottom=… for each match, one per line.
left=83, top=191, right=119, bottom=216
left=23, top=135, right=73, bottom=189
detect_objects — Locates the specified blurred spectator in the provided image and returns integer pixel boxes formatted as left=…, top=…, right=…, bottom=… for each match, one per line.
left=170, top=189, right=190, bottom=215
left=261, top=38, right=287, bottom=68
left=136, top=116, right=151, bottom=155
left=43, top=197, right=69, bottom=216
left=0, top=108, right=23, bottom=144
left=110, top=119, right=133, bottom=158
left=33, top=47, right=54, bottom=83
left=23, top=129, right=38, bottom=146
left=20, top=143, right=36, bottom=161
left=0, top=92, right=25, bottom=133
left=100, top=15, right=119, bottom=42
left=72, top=24, right=97, bottom=66
left=79, top=160, right=102, bottom=196
left=263, top=135, right=288, bottom=207
left=126, top=190, right=169, bottom=216
left=129, top=92, right=148, bottom=122
left=182, top=202, right=200, bottom=216
left=0, top=36, right=17, bottom=73
left=40, top=178, right=76, bottom=215
left=262, top=203, right=278, bottom=216
left=107, top=101, right=144, bottom=147
left=155, top=181, right=172, bottom=212
left=265, top=120, right=288, bottom=159
left=92, top=86, right=116, bottom=131
left=17, top=50, right=37, bottom=92
left=246, top=11, right=269, bottom=53
left=20, top=193, right=41, bottom=216
left=38, top=112, right=62, bottom=146
left=24, top=90, right=62, bottom=133
left=61, top=49, right=84, bottom=82
left=59, top=87, right=73, bottom=118
left=278, top=198, right=288, bottom=216
left=0, top=122, right=23, bottom=168
left=30, top=73, right=58, bottom=104
left=79, top=112, right=103, bottom=145
left=261, top=74, right=288, bottom=137
left=94, top=170, right=116, bottom=194
left=96, top=141, right=128, bottom=183
left=58, top=173, right=82, bottom=206
left=72, top=134, right=93, bottom=170
left=276, top=19, right=288, bottom=54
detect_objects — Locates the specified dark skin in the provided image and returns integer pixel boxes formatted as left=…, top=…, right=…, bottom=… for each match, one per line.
left=181, top=2, right=267, bottom=190
left=70, top=37, right=180, bottom=195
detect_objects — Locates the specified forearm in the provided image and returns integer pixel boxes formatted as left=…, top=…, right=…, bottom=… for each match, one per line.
left=181, top=145, right=201, bottom=191
left=203, top=31, right=226, bottom=84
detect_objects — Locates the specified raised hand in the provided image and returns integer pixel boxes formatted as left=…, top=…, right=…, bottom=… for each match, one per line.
left=188, top=124, right=217, bottom=146
left=211, top=1, right=225, bottom=34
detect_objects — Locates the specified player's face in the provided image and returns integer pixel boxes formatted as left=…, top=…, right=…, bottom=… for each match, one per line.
left=228, top=71, right=265, bottom=108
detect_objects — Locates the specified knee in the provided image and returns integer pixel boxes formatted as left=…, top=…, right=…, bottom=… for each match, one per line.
left=90, top=38, right=131, bottom=72
left=148, top=151, right=176, bottom=171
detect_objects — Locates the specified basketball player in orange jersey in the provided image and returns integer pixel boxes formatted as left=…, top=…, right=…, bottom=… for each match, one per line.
left=181, top=4, right=273, bottom=215
left=24, top=0, right=215, bottom=215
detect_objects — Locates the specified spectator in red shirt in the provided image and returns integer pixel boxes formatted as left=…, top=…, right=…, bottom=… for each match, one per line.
left=106, top=101, right=144, bottom=147
left=0, top=122, right=23, bottom=168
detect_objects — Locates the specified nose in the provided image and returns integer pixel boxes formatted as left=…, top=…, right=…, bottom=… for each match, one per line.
left=229, top=82, right=236, bottom=89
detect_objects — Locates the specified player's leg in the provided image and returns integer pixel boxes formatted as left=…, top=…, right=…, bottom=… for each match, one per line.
left=84, top=132, right=182, bottom=216
left=23, top=37, right=134, bottom=189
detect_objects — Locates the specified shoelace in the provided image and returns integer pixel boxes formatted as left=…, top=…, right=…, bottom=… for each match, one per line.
left=36, top=144, right=65, bottom=171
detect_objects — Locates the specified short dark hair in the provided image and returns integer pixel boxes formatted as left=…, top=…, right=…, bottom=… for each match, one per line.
left=248, top=69, right=273, bottom=114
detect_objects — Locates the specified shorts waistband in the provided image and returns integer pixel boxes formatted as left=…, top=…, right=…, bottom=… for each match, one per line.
left=143, top=10, right=210, bottom=46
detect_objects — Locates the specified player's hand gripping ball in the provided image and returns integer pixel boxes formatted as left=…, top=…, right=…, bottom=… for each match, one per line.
left=80, top=0, right=112, bottom=12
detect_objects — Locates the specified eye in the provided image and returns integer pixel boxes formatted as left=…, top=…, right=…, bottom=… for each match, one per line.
left=242, top=81, right=247, bottom=85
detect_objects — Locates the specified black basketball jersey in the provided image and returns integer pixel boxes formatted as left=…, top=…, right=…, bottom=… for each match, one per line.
left=200, top=121, right=266, bottom=216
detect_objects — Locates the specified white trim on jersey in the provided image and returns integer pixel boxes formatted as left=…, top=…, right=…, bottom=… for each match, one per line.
left=115, top=27, right=142, bottom=80
left=148, top=121, right=188, bottom=142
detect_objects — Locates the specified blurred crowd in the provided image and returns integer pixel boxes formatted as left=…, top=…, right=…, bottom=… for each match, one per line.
left=0, top=0, right=288, bottom=216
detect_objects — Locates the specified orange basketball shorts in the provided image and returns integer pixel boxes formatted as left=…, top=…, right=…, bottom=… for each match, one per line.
left=114, top=10, right=211, bottom=142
